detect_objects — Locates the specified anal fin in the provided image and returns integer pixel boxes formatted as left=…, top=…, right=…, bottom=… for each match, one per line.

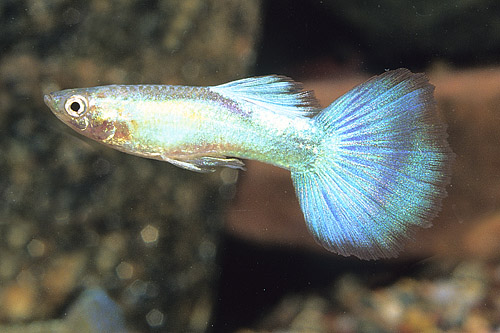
left=160, top=154, right=246, bottom=173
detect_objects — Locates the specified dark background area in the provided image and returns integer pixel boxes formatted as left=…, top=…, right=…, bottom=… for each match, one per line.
left=212, top=235, right=426, bottom=332
left=254, top=0, right=500, bottom=76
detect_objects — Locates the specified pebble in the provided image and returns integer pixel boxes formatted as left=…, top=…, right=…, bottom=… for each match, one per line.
left=248, top=260, right=500, bottom=332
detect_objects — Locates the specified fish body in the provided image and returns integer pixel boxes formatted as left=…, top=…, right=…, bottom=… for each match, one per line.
left=45, top=69, right=453, bottom=259
left=45, top=81, right=322, bottom=172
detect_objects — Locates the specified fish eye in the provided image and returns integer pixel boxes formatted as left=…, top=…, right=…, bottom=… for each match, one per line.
left=64, top=95, right=88, bottom=118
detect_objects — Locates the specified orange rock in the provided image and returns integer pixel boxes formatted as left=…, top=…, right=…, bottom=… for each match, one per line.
left=0, top=282, right=36, bottom=321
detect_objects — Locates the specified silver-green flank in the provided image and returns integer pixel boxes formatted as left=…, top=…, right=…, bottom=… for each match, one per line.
left=45, top=77, right=321, bottom=172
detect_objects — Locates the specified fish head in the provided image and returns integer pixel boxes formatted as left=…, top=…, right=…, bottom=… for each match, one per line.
left=44, top=86, right=127, bottom=144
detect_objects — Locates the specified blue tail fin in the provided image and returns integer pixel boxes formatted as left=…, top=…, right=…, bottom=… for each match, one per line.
left=290, top=69, right=453, bottom=259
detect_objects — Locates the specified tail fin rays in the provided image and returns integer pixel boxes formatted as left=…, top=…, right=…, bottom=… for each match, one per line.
left=291, top=69, right=453, bottom=259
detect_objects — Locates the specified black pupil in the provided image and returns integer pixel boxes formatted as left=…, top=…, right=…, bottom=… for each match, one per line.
left=70, top=101, right=81, bottom=112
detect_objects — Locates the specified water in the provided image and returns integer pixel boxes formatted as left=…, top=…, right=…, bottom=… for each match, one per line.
left=0, top=0, right=499, bottom=331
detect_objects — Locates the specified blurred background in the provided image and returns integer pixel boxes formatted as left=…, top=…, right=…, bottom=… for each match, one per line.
left=0, top=0, right=499, bottom=332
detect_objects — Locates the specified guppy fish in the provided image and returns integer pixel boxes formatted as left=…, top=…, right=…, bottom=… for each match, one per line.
left=44, top=69, right=452, bottom=260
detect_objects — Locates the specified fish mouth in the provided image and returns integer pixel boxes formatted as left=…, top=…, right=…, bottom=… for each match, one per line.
left=44, top=92, right=65, bottom=121
left=43, top=93, right=53, bottom=107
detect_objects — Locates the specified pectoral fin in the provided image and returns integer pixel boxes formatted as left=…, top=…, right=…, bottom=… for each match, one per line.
left=160, top=154, right=246, bottom=173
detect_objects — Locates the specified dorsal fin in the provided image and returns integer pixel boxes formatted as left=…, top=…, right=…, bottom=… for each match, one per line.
left=210, top=75, right=321, bottom=117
